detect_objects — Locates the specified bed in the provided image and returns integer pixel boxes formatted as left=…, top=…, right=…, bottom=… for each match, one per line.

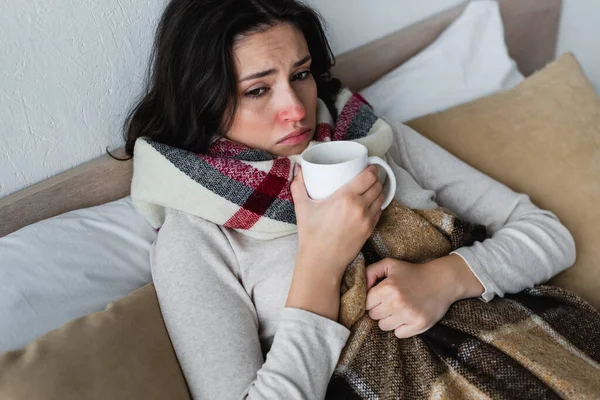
left=7, top=0, right=600, bottom=398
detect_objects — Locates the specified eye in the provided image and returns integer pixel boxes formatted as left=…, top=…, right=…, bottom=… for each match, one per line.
left=245, top=87, right=269, bottom=99
left=292, top=70, right=312, bottom=81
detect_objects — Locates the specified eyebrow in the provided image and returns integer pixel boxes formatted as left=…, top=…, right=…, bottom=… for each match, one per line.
left=239, top=55, right=312, bottom=82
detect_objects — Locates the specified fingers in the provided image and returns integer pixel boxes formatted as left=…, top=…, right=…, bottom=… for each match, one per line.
left=365, top=259, right=391, bottom=293
left=377, top=314, right=405, bottom=332
left=369, top=193, right=386, bottom=214
left=362, top=179, right=383, bottom=208
left=289, top=165, right=308, bottom=203
left=367, top=302, right=390, bottom=320
left=373, top=311, right=430, bottom=339
left=356, top=167, right=386, bottom=215
left=394, top=324, right=429, bottom=339
left=371, top=306, right=434, bottom=339
left=344, top=165, right=379, bottom=195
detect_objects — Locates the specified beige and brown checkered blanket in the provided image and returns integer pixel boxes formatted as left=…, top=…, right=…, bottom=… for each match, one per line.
left=327, top=201, right=600, bottom=399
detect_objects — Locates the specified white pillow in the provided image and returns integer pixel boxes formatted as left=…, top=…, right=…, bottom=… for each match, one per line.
left=360, top=0, right=524, bottom=122
left=0, top=197, right=157, bottom=352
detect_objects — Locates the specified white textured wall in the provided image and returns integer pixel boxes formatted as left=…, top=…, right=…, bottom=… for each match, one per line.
left=0, top=0, right=166, bottom=197
left=1, top=0, right=599, bottom=197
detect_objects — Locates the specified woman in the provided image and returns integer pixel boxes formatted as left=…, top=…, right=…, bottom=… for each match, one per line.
left=125, top=0, right=576, bottom=398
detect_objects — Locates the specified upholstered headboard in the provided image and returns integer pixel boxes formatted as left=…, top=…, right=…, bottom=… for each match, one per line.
left=0, top=0, right=562, bottom=237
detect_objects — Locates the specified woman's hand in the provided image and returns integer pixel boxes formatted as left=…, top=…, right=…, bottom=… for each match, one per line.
left=285, top=164, right=384, bottom=322
left=365, top=255, right=484, bottom=338
left=290, top=164, right=385, bottom=279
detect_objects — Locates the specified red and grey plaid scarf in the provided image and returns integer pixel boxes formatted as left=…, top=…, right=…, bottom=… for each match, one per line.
left=131, top=89, right=393, bottom=239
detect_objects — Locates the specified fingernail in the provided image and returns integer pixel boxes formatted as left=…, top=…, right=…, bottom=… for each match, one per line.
left=293, top=164, right=299, bottom=177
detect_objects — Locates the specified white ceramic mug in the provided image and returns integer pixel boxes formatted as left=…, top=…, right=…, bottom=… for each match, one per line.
left=300, top=141, right=397, bottom=209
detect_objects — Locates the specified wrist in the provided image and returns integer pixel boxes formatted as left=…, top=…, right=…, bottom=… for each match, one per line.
left=287, top=256, right=343, bottom=321
left=428, top=254, right=484, bottom=302
left=293, top=254, right=344, bottom=288
left=296, top=242, right=348, bottom=281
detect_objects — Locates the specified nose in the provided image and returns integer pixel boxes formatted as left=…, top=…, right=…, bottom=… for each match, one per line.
left=276, top=86, right=306, bottom=123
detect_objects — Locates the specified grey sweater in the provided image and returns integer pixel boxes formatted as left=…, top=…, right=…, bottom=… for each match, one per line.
left=150, top=121, right=575, bottom=399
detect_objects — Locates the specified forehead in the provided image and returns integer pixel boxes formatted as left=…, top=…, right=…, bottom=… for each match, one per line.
left=233, top=23, right=309, bottom=71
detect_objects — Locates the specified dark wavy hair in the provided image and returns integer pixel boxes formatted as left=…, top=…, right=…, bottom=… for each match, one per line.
left=121, top=0, right=341, bottom=157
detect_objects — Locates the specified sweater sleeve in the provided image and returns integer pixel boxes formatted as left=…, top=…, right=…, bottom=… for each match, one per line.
left=389, top=121, right=576, bottom=302
left=151, top=212, right=350, bottom=400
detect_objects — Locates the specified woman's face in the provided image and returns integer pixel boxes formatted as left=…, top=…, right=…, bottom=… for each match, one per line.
left=226, top=23, right=318, bottom=157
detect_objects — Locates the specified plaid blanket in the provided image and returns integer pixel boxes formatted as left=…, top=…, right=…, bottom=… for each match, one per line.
left=328, top=202, right=600, bottom=399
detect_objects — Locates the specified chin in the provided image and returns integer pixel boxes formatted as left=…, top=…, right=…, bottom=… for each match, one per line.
left=275, top=140, right=311, bottom=158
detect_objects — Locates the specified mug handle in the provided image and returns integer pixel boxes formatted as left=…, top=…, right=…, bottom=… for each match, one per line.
left=367, top=156, right=397, bottom=210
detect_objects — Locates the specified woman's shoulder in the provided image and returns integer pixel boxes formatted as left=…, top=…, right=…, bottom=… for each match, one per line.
left=386, top=118, right=460, bottom=175
left=157, top=211, right=231, bottom=247
left=385, top=119, right=426, bottom=171
left=164, top=209, right=219, bottom=228
left=387, top=118, right=428, bottom=150
left=152, top=210, right=240, bottom=274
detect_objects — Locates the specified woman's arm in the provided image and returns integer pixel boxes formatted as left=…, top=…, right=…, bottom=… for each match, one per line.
left=152, top=212, right=349, bottom=399
left=390, top=121, right=576, bottom=301
left=286, top=164, right=385, bottom=321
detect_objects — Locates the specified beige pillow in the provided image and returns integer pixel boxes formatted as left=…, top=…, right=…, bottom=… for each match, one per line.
left=0, top=284, right=190, bottom=400
left=407, top=53, right=600, bottom=309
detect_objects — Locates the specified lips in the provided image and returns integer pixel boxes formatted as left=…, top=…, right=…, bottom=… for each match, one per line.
left=277, top=128, right=311, bottom=145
